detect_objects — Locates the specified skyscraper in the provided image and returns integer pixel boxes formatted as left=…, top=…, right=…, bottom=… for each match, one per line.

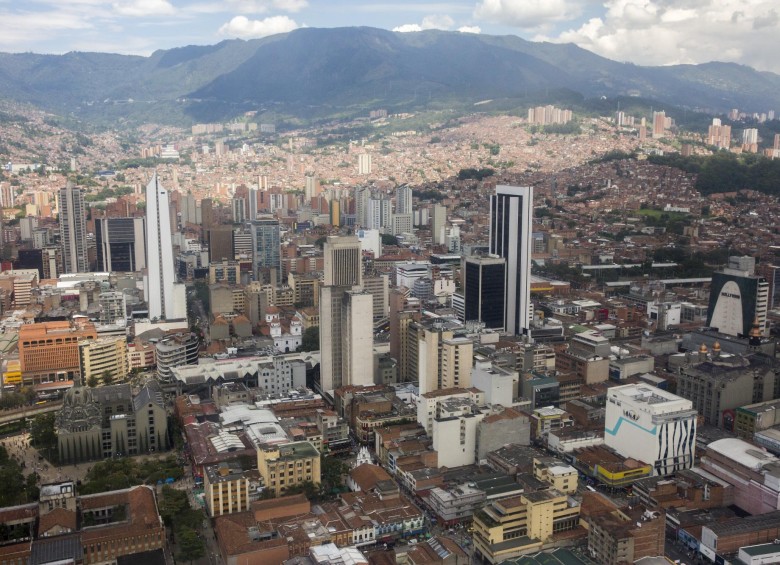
left=432, top=204, right=447, bottom=245
left=707, top=256, right=769, bottom=337
left=251, top=217, right=281, bottom=284
left=95, top=217, right=146, bottom=272
left=490, top=185, right=533, bottom=335
left=396, top=184, right=413, bottom=216
left=319, top=235, right=372, bottom=392
left=145, top=173, right=186, bottom=320
left=59, top=182, right=88, bottom=273
left=463, top=255, right=506, bottom=331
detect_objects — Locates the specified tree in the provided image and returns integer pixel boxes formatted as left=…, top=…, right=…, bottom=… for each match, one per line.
left=30, top=413, right=57, bottom=452
left=87, top=374, right=99, bottom=388
left=176, top=527, right=205, bottom=564
left=380, top=233, right=399, bottom=246
left=102, top=370, right=114, bottom=385
left=299, top=326, right=319, bottom=352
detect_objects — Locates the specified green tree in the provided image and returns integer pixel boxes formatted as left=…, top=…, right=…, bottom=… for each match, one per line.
left=87, top=374, right=99, bottom=388
left=380, top=233, right=399, bottom=246
left=30, top=413, right=57, bottom=452
left=176, top=527, right=205, bottom=564
left=102, top=370, right=114, bottom=385
left=299, top=326, right=319, bottom=352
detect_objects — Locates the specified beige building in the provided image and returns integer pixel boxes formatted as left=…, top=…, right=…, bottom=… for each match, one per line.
left=204, top=461, right=252, bottom=517
left=472, top=489, right=581, bottom=564
left=440, top=337, right=474, bottom=389
left=533, top=457, right=578, bottom=494
left=79, top=336, right=129, bottom=385
left=257, top=441, right=321, bottom=497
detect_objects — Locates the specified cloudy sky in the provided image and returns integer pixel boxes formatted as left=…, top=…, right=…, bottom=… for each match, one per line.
left=2, top=0, right=779, bottom=73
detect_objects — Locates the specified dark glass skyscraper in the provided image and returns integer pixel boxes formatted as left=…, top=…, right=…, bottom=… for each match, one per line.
left=489, top=185, right=533, bottom=335
left=464, top=255, right=506, bottom=331
left=95, top=217, right=146, bottom=272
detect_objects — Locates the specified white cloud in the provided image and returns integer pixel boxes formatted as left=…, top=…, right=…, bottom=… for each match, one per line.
left=218, top=15, right=299, bottom=38
left=474, top=0, right=583, bottom=29
left=188, top=0, right=307, bottom=14
left=393, top=13, right=454, bottom=32
left=113, top=0, right=175, bottom=16
left=458, top=25, right=481, bottom=33
left=541, top=0, right=780, bottom=72
left=393, top=23, right=423, bottom=32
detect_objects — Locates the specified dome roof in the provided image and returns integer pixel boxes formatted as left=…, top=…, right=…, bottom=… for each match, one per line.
left=699, top=343, right=708, bottom=353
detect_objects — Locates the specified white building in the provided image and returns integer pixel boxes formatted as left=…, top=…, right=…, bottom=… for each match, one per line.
left=356, top=228, right=382, bottom=257
left=471, top=360, right=517, bottom=407
left=358, top=153, right=372, bottom=175
left=605, top=384, right=697, bottom=475
left=341, top=290, right=374, bottom=387
left=144, top=174, right=186, bottom=320
left=432, top=397, right=486, bottom=468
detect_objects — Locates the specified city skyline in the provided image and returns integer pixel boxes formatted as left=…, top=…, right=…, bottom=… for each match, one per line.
left=1, top=1, right=779, bottom=74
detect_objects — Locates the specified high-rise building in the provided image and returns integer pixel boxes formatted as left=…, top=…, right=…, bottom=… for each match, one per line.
left=231, top=197, right=246, bottom=223
left=59, top=183, right=88, bottom=273
left=145, top=173, right=186, bottom=320
left=251, top=217, right=281, bottom=284
left=605, top=384, right=697, bottom=475
left=0, top=181, right=14, bottom=208
left=652, top=111, right=666, bottom=137
left=247, top=187, right=258, bottom=221
left=707, top=256, right=769, bottom=337
left=432, top=204, right=447, bottom=245
left=367, top=197, right=391, bottom=231
left=207, top=226, right=234, bottom=262
left=358, top=153, right=372, bottom=175
left=490, top=185, right=533, bottom=335
left=396, top=184, right=412, bottom=216
left=95, top=217, right=146, bottom=272
left=319, top=236, right=372, bottom=392
left=355, top=186, right=370, bottom=227
left=463, top=255, right=506, bottom=331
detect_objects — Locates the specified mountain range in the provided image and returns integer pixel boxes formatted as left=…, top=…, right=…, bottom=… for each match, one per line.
left=1, top=26, right=779, bottom=126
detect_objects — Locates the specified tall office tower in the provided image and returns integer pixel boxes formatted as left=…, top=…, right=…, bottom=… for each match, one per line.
left=358, top=153, right=372, bottom=175
left=145, top=173, right=186, bottom=320
left=652, top=111, right=666, bottom=137
left=95, top=217, right=147, bottom=272
left=201, top=198, right=215, bottom=230
left=207, top=226, right=235, bottom=262
left=355, top=186, right=370, bottom=227
left=319, top=235, right=370, bottom=392
left=463, top=255, right=506, bottom=331
left=231, top=198, right=246, bottom=223
left=248, top=188, right=258, bottom=221
left=341, top=290, right=374, bottom=386
left=396, top=184, right=413, bottom=216
left=251, top=217, right=281, bottom=284
left=59, top=182, right=88, bottom=273
left=707, top=256, right=769, bottom=337
left=432, top=204, right=446, bottom=245
left=490, top=185, right=533, bottom=336
left=180, top=193, right=197, bottom=226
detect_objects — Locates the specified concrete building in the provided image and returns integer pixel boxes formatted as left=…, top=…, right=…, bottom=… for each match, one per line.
left=257, top=441, right=321, bottom=497
left=605, top=384, right=697, bottom=475
left=59, top=183, right=88, bottom=273
left=18, top=320, right=97, bottom=387
left=432, top=397, right=486, bottom=468
left=425, top=484, right=486, bottom=526
left=489, top=185, right=533, bottom=335
left=204, top=460, right=253, bottom=517
left=476, top=408, right=531, bottom=461
left=78, top=336, right=129, bottom=386
left=674, top=348, right=778, bottom=428
left=471, top=360, right=517, bottom=407
left=583, top=493, right=665, bottom=565
left=155, top=332, right=199, bottom=382
left=700, top=437, right=780, bottom=515
left=472, top=489, right=580, bottom=564
left=432, top=204, right=447, bottom=245
left=319, top=236, right=370, bottom=392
